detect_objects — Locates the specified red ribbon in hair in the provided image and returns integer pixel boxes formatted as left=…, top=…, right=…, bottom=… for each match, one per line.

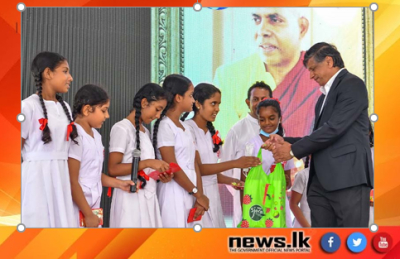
left=261, top=97, right=281, bottom=105
left=107, top=187, right=112, bottom=197
left=66, top=122, right=75, bottom=141
left=212, top=130, right=222, bottom=145
left=38, top=118, right=48, bottom=131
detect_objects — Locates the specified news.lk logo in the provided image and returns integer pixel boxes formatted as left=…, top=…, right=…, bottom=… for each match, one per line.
left=347, top=232, right=367, bottom=253
left=320, top=232, right=341, bottom=253
left=228, top=231, right=311, bottom=253
left=372, top=232, right=393, bottom=253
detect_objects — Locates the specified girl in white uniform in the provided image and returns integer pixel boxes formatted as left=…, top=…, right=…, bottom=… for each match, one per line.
left=290, top=156, right=311, bottom=228
left=181, top=83, right=261, bottom=228
left=153, top=74, right=210, bottom=228
left=68, top=84, right=134, bottom=227
left=21, top=51, right=77, bottom=227
left=108, top=83, right=172, bottom=228
left=242, top=98, right=295, bottom=227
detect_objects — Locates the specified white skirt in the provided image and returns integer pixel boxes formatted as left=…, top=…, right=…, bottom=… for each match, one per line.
left=157, top=178, right=197, bottom=228
left=202, top=182, right=226, bottom=228
left=109, top=178, right=162, bottom=228
left=21, top=159, right=76, bottom=228
left=73, top=179, right=102, bottom=228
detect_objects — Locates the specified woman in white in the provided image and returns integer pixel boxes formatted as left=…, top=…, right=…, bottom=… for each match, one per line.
left=68, top=84, right=134, bottom=227
left=153, top=74, right=210, bottom=228
left=108, top=83, right=172, bottom=227
left=181, top=83, right=260, bottom=227
left=21, top=51, right=77, bottom=227
left=243, top=98, right=295, bottom=227
left=290, top=156, right=311, bottom=228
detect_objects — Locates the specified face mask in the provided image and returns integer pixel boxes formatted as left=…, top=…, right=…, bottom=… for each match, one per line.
left=260, top=124, right=279, bottom=138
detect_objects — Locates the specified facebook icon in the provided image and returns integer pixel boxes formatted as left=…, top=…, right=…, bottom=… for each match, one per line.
left=328, top=236, right=334, bottom=247
left=321, top=233, right=341, bottom=253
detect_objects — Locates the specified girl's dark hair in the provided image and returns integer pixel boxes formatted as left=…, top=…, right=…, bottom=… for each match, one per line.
left=133, top=83, right=167, bottom=189
left=181, top=83, right=222, bottom=153
left=152, top=74, right=192, bottom=154
left=72, top=84, right=109, bottom=119
left=256, top=98, right=284, bottom=137
left=31, top=51, right=78, bottom=144
left=304, top=155, right=310, bottom=169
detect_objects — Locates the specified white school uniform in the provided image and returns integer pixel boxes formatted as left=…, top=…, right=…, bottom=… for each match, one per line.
left=246, top=135, right=295, bottom=228
left=184, top=119, right=226, bottom=228
left=156, top=117, right=197, bottom=228
left=220, top=114, right=260, bottom=227
left=291, top=167, right=311, bottom=228
left=21, top=94, right=76, bottom=227
left=68, top=124, right=104, bottom=227
left=109, top=119, right=162, bottom=227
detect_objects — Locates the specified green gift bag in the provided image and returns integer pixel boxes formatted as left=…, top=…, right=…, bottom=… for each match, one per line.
left=238, top=148, right=287, bottom=228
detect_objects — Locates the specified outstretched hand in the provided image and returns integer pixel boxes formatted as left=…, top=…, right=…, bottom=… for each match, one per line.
left=272, top=141, right=292, bottom=163
left=235, top=156, right=261, bottom=168
left=261, top=134, right=284, bottom=151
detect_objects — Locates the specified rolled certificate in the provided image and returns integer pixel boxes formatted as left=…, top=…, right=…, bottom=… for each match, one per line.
left=130, top=149, right=141, bottom=193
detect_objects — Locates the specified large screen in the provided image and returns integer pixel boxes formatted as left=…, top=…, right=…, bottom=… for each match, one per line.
left=184, top=7, right=370, bottom=139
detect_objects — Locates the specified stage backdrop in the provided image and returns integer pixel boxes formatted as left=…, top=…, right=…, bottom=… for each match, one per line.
left=151, top=7, right=373, bottom=226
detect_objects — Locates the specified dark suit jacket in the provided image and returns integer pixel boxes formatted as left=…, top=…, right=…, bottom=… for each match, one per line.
left=285, top=69, right=373, bottom=192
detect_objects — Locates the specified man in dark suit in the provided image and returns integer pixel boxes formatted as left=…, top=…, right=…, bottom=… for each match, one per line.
left=264, top=42, right=373, bottom=227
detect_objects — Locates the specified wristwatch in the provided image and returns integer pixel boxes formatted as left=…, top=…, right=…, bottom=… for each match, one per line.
left=189, top=187, right=198, bottom=195
left=289, top=149, right=294, bottom=158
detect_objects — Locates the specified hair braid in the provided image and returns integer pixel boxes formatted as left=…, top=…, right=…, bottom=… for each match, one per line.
left=133, top=97, right=147, bottom=189
left=180, top=103, right=195, bottom=122
left=56, top=95, right=78, bottom=144
left=35, top=76, right=52, bottom=144
left=180, top=112, right=190, bottom=121
left=152, top=109, right=166, bottom=156
left=207, top=121, right=222, bottom=153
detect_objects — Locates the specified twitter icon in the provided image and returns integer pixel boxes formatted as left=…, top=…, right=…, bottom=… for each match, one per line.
left=347, top=232, right=367, bottom=253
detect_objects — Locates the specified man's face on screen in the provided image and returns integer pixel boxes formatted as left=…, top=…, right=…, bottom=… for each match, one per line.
left=252, top=8, right=305, bottom=67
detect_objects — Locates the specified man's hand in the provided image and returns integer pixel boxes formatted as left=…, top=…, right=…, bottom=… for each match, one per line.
left=261, top=134, right=284, bottom=151
left=272, top=141, right=292, bottom=163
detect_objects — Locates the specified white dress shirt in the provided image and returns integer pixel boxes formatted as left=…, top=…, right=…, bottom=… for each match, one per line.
left=319, top=68, right=345, bottom=115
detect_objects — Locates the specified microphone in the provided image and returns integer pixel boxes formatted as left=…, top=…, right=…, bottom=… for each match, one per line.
left=130, top=149, right=141, bottom=193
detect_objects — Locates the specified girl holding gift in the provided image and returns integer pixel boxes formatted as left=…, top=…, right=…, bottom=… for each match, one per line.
left=180, top=83, right=260, bottom=227
left=108, top=83, right=173, bottom=227
left=68, top=84, right=135, bottom=228
left=239, top=98, right=295, bottom=228
left=153, top=74, right=210, bottom=227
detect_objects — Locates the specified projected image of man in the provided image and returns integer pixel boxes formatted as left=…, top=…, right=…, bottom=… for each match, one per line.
left=214, top=8, right=320, bottom=139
